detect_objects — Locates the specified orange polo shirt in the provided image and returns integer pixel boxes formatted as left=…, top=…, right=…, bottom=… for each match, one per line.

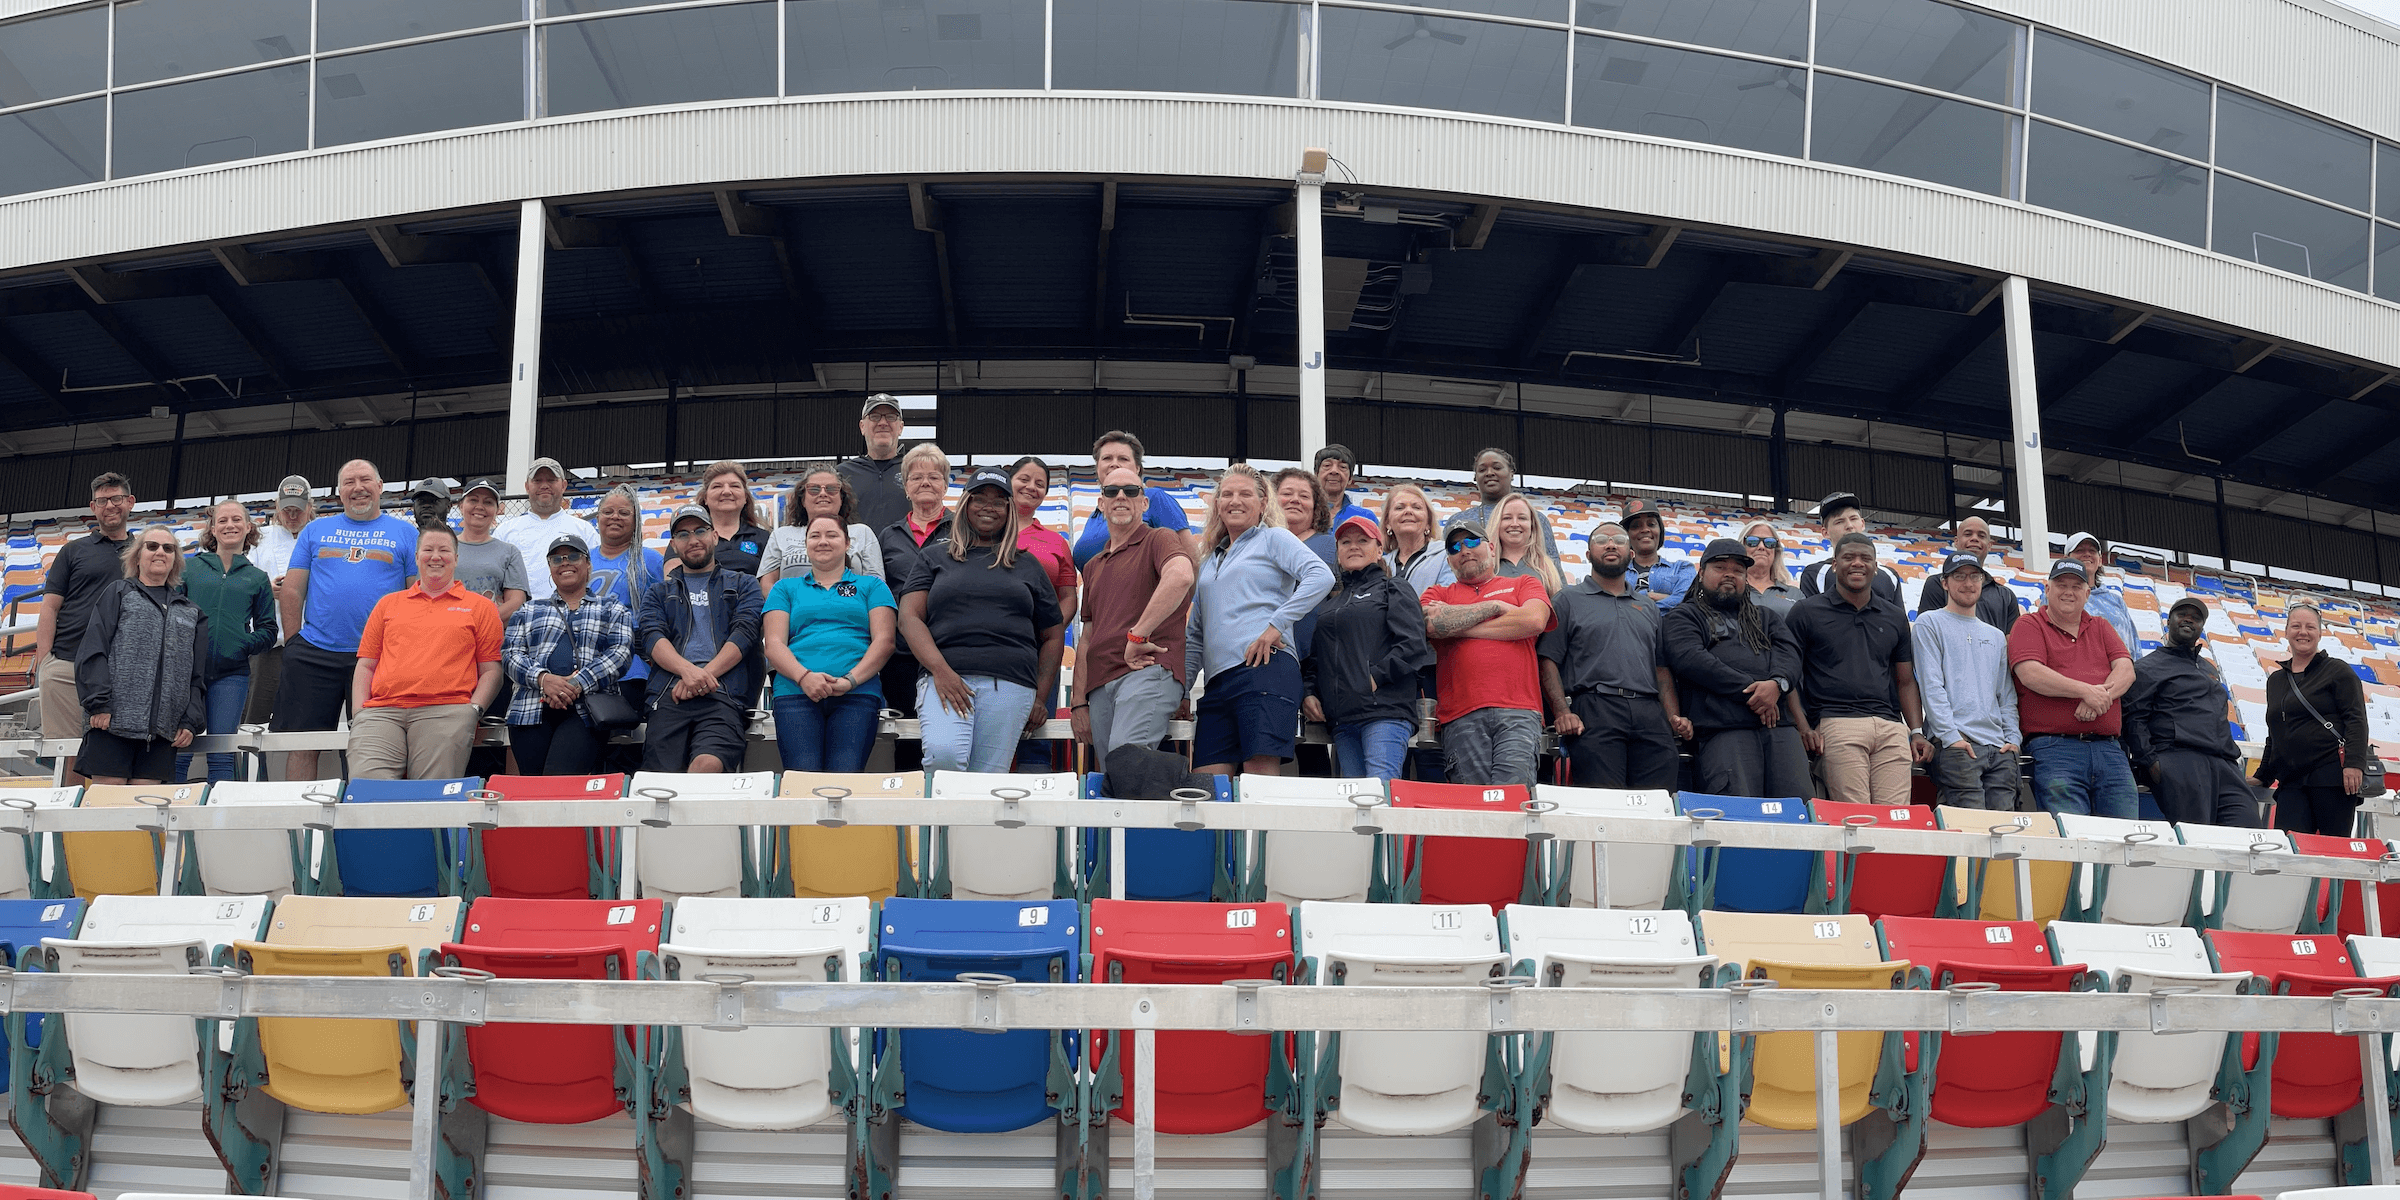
left=356, top=581, right=503, bottom=709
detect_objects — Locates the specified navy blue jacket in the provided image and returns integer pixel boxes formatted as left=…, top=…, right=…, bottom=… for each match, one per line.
left=638, top=565, right=765, bottom=707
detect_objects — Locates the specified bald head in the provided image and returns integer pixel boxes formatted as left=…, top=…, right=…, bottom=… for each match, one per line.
left=1956, top=516, right=1991, bottom=558
left=336, top=459, right=385, bottom=521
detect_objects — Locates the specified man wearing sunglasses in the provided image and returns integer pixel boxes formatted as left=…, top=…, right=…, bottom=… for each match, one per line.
left=1422, top=520, right=1554, bottom=786
left=1912, top=514, right=2018, bottom=633
left=1072, top=467, right=1197, bottom=756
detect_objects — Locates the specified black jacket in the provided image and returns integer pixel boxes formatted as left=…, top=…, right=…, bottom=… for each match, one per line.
left=841, top=455, right=912, bottom=535
left=1662, top=598, right=1801, bottom=734
left=1302, top=566, right=1431, bottom=727
left=2123, top=643, right=2238, bottom=767
left=2259, top=650, right=2371, bottom=788
left=1915, top=572, right=2020, bottom=633
left=637, top=565, right=765, bottom=706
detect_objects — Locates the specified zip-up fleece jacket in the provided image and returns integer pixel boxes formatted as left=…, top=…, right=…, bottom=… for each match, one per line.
left=1301, top=566, right=1432, bottom=727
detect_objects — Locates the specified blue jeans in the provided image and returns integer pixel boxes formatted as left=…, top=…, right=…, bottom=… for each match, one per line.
left=175, top=672, right=251, bottom=782
left=2029, top=735, right=2137, bottom=819
left=916, top=675, right=1038, bottom=773
left=1333, top=719, right=1413, bottom=780
left=772, top=690, right=883, bottom=773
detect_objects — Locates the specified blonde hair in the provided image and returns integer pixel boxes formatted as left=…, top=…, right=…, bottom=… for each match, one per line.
left=120, top=524, right=186, bottom=589
left=947, top=481, right=1023, bottom=568
left=2285, top=599, right=2324, bottom=630
left=1741, top=518, right=1796, bottom=588
left=196, top=500, right=262, bottom=553
left=698, top=460, right=763, bottom=529
left=1200, top=464, right=1270, bottom=558
left=1491, top=492, right=1562, bottom=595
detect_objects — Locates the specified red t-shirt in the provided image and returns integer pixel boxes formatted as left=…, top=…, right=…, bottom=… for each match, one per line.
left=1423, top=572, right=1553, bottom=724
left=2006, top=605, right=2130, bottom=736
left=1015, top=523, right=1077, bottom=598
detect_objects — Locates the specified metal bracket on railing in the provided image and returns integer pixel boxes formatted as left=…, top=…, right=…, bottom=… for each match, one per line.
left=1987, top=818, right=2031, bottom=860
left=1841, top=814, right=1878, bottom=855
left=300, top=789, right=341, bottom=832
left=466, top=789, right=505, bottom=831
left=635, top=786, right=677, bottom=829
left=433, top=965, right=494, bottom=1026
left=1686, top=808, right=1724, bottom=848
left=235, top=722, right=268, bottom=755
left=0, top=794, right=33, bottom=836
left=697, top=972, right=753, bottom=1032
left=1944, top=980, right=2001, bottom=1034
left=1725, top=977, right=1776, bottom=1033
left=2121, top=829, right=2158, bottom=869
left=812, top=786, right=852, bottom=829
left=133, top=792, right=174, bottom=833
left=2378, top=851, right=2400, bottom=886
left=1227, top=978, right=1279, bottom=1035
left=2333, top=986, right=2386, bottom=1035
left=992, top=788, right=1030, bottom=830
left=1170, top=787, right=1210, bottom=832
left=1349, top=792, right=1384, bottom=836
left=2248, top=838, right=2284, bottom=876
left=2149, top=984, right=2199, bottom=1034
left=959, top=972, right=1014, bottom=1033
left=1485, top=974, right=1535, bottom=1031
left=0, top=963, right=18, bottom=1015
left=1520, top=799, right=1557, bottom=844
left=190, top=963, right=248, bottom=1019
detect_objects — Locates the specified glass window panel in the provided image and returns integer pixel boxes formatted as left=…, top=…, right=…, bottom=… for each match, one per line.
left=1052, top=0, right=1298, bottom=97
left=0, top=98, right=104, bottom=196
left=317, top=31, right=526, bottom=147
left=1576, top=0, right=1807, bottom=61
left=2028, top=33, right=2206, bottom=160
left=2025, top=121, right=2204, bottom=246
left=1319, top=8, right=1567, bottom=123
left=0, top=7, right=106, bottom=107
left=2217, top=90, right=2369, bottom=210
left=2381, top=144, right=2400, bottom=222
left=1815, top=0, right=2021, bottom=105
left=546, top=2, right=776, bottom=115
left=113, top=0, right=309, bottom=85
left=2376, top=223, right=2400, bottom=303
left=1810, top=72, right=2017, bottom=196
left=547, top=0, right=697, bottom=12
left=1571, top=35, right=1801, bottom=156
left=1405, top=0, right=1568, bottom=21
left=319, top=0, right=524, bottom=52
left=786, top=0, right=1044, bottom=95
left=112, top=63, right=308, bottom=176
left=2211, top=173, right=2370, bottom=292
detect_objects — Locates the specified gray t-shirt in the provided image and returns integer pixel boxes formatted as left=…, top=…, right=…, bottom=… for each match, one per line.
left=680, top=572, right=719, bottom=667
left=454, top=536, right=528, bottom=608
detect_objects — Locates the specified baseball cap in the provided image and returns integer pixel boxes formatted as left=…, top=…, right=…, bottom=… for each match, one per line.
left=2061, top=530, right=2103, bottom=554
left=2169, top=595, right=2209, bottom=621
left=462, top=478, right=503, bottom=500
left=1313, top=443, right=1359, bottom=470
left=2047, top=557, right=2090, bottom=583
left=669, top=504, right=710, bottom=529
left=1698, top=537, right=1752, bottom=567
left=1333, top=513, right=1381, bottom=542
left=1939, top=552, right=1987, bottom=579
left=545, top=534, right=590, bottom=558
left=1444, top=520, right=1487, bottom=551
left=274, top=475, right=311, bottom=510
left=964, top=468, right=1013, bottom=495
left=408, top=478, right=452, bottom=500
left=1814, top=491, right=1862, bottom=521
left=861, top=393, right=901, bottom=417
left=526, top=456, right=566, bottom=481
left=1620, top=497, right=1663, bottom=528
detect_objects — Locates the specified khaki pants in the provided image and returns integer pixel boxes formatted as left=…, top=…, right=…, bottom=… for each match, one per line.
left=1819, top=716, right=1913, bottom=805
left=38, top=655, right=84, bottom=741
left=348, top=703, right=479, bottom=781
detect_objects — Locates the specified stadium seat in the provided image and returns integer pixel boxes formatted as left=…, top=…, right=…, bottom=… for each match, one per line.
left=1689, top=794, right=1816, bottom=914
left=190, top=780, right=339, bottom=899
left=2207, top=931, right=2400, bottom=1131
left=1501, top=905, right=1718, bottom=1133
left=627, top=770, right=776, bottom=901
left=0, top=899, right=82, bottom=1098
left=1534, top=785, right=1681, bottom=910
left=1699, top=912, right=1914, bottom=1133
left=1811, top=801, right=1945, bottom=921
left=2307, top=834, right=2400, bottom=939
left=1089, top=899, right=1293, bottom=1135
left=1876, top=916, right=2081, bottom=1129
left=774, top=771, right=920, bottom=901
left=2055, top=813, right=2196, bottom=927
left=871, top=897, right=1080, bottom=1136
left=1388, top=780, right=1538, bottom=912
left=62, top=784, right=194, bottom=901
left=439, top=896, right=663, bottom=1124
left=1233, top=775, right=1387, bottom=907
left=0, top=1187, right=96, bottom=1199
left=1294, top=900, right=1507, bottom=1137
left=928, top=772, right=1076, bottom=902
left=1082, top=774, right=1235, bottom=903
left=2179, top=824, right=2311, bottom=935
left=1936, top=807, right=2070, bottom=925
left=0, top=787, right=75, bottom=900
left=328, top=778, right=480, bottom=898
left=470, top=774, right=624, bottom=901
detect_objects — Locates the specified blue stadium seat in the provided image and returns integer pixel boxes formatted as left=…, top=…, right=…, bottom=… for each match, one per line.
left=1082, top=774, right=1235, bottom=902
left=330, top=778, right=480, bottom=897
left=0, top=899, right=81, bottom=1093
left=1687, top=793, right=1816, bottom=914
left=872, top=898, right=1080, bottom=1134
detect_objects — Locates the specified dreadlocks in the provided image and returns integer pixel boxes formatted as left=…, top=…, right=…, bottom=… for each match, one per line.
left=1683, top=571, right=1774, bottom=655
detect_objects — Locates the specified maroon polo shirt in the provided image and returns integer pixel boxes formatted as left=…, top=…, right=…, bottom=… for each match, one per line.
left=2006, top=605, right=2130, bottom=736
left=1078, top=524, right=1196, bottom=689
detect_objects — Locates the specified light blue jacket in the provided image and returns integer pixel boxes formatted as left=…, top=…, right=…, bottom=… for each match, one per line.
left=2086, top=580, right=2138, bottom=654
left=1186, top=524, right=1336, bottom=682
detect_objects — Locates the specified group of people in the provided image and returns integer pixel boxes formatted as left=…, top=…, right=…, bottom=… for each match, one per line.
left=30, top=409, right=2382, bottom=839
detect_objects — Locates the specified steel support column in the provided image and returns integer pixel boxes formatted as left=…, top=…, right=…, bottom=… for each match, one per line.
left=505, top=198, right=547, bottom=488
left=2001, top=276, right=2051, bottom=573
left=1297, top=148, right=1328, bottom=460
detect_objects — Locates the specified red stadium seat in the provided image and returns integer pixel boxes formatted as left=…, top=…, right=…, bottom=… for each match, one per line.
left=1877, top=916, right=2083, bottom=1128
left=1388, top=781, right=1534, bottom=912
left=2205, top=929, right=2400, bottom=1119
left=1813, top=801, right=1945, bottom=921
left=440, top=897, right=663, bottom=1124
left=475, top=774, right=627, bottom=900
left=1089, top=899, right=1294, bottom=1134
left=2291, top=833, right=2398, bottom=937
left=0, top=1187, right=99, bottom=1199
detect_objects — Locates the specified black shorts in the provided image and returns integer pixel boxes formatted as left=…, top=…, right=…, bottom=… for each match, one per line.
left=269, top=636, right=356, bottom=733
left=641, top=693, right=749, bottom=772
left=78, top=725, right=178, bottom=781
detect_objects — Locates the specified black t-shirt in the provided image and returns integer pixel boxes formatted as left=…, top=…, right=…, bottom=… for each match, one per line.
left=711, top=523, right=772, bottom=576
left=43, top=530, right=131, bottom=659
left=1785, top=588, right=1917, bottom=723
left=899, top=542, right=1062, bottom=690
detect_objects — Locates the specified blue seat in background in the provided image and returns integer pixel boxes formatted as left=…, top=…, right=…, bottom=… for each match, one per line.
left=1081, top=774, right=1235, bottom=902
left=0, top=897, right=82, bottom=1089
left=1687, top=793, right=1816, bottom=914
left=332, top=778, right=481, bottom=897
left=874, top=898, right=1080, bottom=1133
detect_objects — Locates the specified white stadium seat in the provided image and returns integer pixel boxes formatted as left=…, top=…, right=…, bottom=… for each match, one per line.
left=1238, top=776, right=1388, bottom=907
left=45, top=894, right=271, bottom=1106
left=1534, top=785, right=1678, bottom=909
left=191, top=779, right=339, bottom=898
left=932, top=771, right=1075, bottom=902
left=2044, top=922, right=2249, bottom=1123
left=0, top=786, right=78, bottom=900
left=2056, top=813, right=2194, bottom=927
left=1502, top=904, right=1714, bottom=1134
left=1298, top=900, right=1507, bottom=1136
left=658, top=896, right=874, bottom=1130
left=628, top=770, right=777, bottom=901
left=2179, top=823, right=2313, bottom=934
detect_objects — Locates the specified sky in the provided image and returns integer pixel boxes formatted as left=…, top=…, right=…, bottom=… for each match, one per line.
left=2335, top=0, right=2400, bottom=25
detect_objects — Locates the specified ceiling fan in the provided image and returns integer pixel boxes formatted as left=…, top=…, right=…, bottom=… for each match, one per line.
left=1384, top=15, right=1469, bottom=50
left=1736, top=66, right=1806, bottom=102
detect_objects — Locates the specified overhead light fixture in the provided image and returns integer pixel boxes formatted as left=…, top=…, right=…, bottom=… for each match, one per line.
left=1363, top=204, right=1400, bottom=225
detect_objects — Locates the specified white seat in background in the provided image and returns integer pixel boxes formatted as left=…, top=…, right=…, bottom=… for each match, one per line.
left=46, top=894, right=271, bottom=1106
left=0, top=787, right=78, bottom=900
left=2045, top=922, right=2248, bottom=1124
left=932, top=772, right=1075, bottom=902
left=193, top=780, right=339, bottom=898
left=2057, top=813, right=2193, bottom=927
left=1502, top=905, right=1712, bottom=1133
left=1299, top=900, right=1506, bottom=1136
left=627, top=771, right=777, bottom=901
left=659, top=896, right=874, bottom=1129
left=1534, top=786, right=1677, bottom=909
left=1239, top=776, right=1388, bottom=907
left=2179, top=823, right=2311, bottom=934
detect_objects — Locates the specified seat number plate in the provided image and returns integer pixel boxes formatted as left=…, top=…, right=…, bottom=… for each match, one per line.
left=1482, top=789, right=1506, bottom=803
left=1985, top=927, right=2013, bottom=943
left=1628, top=915, right=1660, bottom=935
left=1762, top=802, right=1784, bottom=814
left=39, top=904, right=63, bottom=922
left=409, top=904, right=437, bottom=922
left=2294, top=939, right=2317, bottom=955
left=810, top=904, right=842, bottom=925
left=607, top=906, right=638, bottom=925
left=1226, top=909, right=1257, bottom=929
left=2144, top=931, right=2173, bottom=948
left=1812, top=921, right=1840, bottom=939
left=1432, top=910, right=1462, bottom=931
left=1018, top=907, right=1048, bottom=927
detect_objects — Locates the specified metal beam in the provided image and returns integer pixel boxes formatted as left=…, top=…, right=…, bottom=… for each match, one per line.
left=544, top=203, right=664, bottom=313
left=1092, top=180, right=1118, bottom=345
left=1649, top=255, right=1738, bottom=357
left=329, top=265, right=426, bottom=381
left=1741, top=246, right=1853, bottom=291
left=908, top=182, right=959, bottom=345
left=2220, top=394, right=2341, bottom=473
left=2107, top=367, right=2234, bottom=449
left=714, top=188, right=817, bottom=359
left=211, top=243, right=329, bottom=286
left=368, top=224, right=481, bottom=268
left=1771, top=288, right=1875, bottom=391
left=195, top=276, right=295, bottom=392
left=1456, top=203, right=1503, bottom=251
left=1510, top=250, right=1590, bottom=368
left=507, top=199, right=546, bottom=490
left=0, top=321, right=68, bottom=414
left=1888, top=305, right=2004, bottom=409
left=2037, top=342, right=2121, bottom=413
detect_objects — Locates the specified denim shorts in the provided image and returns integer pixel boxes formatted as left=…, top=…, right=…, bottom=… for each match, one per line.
left=1193, top=654, right=1302, bottom=766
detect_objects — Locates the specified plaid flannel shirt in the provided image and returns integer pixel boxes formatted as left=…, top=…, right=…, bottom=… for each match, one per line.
left=501, top=591, right=634, bottom=725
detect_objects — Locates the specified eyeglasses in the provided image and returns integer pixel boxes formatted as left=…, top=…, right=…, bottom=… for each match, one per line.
left=1589, top=533, right=1630, bottom=546
left=803, top=484, right=842, bottom=496
left=139, top=541, right=177, bottom=553
left=92, top=494, right=131, bottom=506
left=670, top=527, right=708, bottom=540
left=1743, top=536, right=1781, bottom=549
left=1448, top=535, right=1484, bottom=551
left=1099, top=484, right=1143, bottom=498
left=864, top=413, right=903, bottom=423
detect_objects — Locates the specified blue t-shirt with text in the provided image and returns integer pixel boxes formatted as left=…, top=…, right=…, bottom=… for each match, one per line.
left=293, top=513, right=417, bottom=652
left=589, top=544, right=667, bottom=682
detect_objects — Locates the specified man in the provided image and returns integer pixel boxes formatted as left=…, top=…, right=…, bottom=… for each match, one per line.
left=638, top=505, right=764, bottom=773
left=35, top=472, right=135, bottom=783
left=348, top=525, right=502, bottom=780
left=1072, top=466, right=1197, bottom=756
left=2125, top=596, right=2255, bottom=826
left=2060, top=531, right=2137, bottom=652
left=1539, top=520, right=1688, bottom=790
left=495, top=458, right=599, bottom=603
left=274, top=459, right=417, bottom=781
left=1663, top=539, right=1810, bottom=799
left=1422, top=521, right=1553, bottom=786
left=1797, top=492, right=1902, bottom=603
left=838, top=394, right=910, bottom=534
left=1442, top=447, right=1560, bottom=561
left=247, top=474, right=314, bottom=726
left=451, top=479, right=529, bottom=622
left=1786, top=533, right=1932, bottom=804
left=1914, top=515, right=2019, bottom=632
left=1070, top=430, right=1194, bottom=570
left=1620, top=498, right=1695, bottom=608
left=1313, top=444, right=1378, bottom=529
left=408, top=478, right=453, bottom=529
left=1913, top=552, right=2022, bottom=810
left=2008, top=557, right=2137, bottom=818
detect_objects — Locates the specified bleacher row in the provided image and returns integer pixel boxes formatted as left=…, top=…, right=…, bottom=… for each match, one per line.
left=4, top=772, right=2400, bottom=1199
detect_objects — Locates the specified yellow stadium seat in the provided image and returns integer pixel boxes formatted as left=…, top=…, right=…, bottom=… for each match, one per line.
left=232, top=895, right=466, bottom=1115
left=1699, top=911, right=1908, bottom=1130
left=66, top=784, right=199, bottom=901
left=1935, top=807, right=2070, bottom=925
left=777, top=772, right=923, bottom=900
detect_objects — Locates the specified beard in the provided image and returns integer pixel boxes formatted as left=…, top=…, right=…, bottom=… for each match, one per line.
left=1706, top=586, right=1746, bottom=611
left=1590, top=559, right=1626, bottom=579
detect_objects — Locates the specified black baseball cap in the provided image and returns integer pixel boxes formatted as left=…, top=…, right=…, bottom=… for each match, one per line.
left=545, top=534, right=590, bottom=559
left=1698, top=537, right=1752, bottom=567
left=2047, top=557, right=2090, bottom=583
left=1815, top=491, right=1862, bottom=521
left=1939, top=552, right=1986, bottom=579
left=1621, top=497, right=1663, bottom=529
left=2169, top=596, right=2209, bottom=621
left=964, top=468, right=1013, bottom=495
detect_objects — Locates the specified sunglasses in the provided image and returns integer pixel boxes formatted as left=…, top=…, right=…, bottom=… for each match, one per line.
left=1743, top=535, right=1781, bottom=549
left=1589, top=533, right=1630, bottom=546
left=1099, top=484, right=1143, bottom=498
left=1448, top=535, right=1484, bottom=551
left=548, top=552, right=587, bottom=563
left=803, top=484, right=842, bottom=496
left=139, top=540, right=177, bottom=553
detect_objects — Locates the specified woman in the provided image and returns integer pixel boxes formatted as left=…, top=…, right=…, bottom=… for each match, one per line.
left=1490, top=492, right=1563, bottom=596
left=762, top=467, right=884, bottom=587
left=1739, top=518, right=1803, bottom=617
left=1186, top=465, right=1335, bottom=777
left=75, top=526, right=208, bottom=785
left=765, top=516, right=897, bottom=772
left=1380, top=482, right=1453, bottom=597
left=501, top=535, right=633, bottom=776
left=588, top=485, right=666, bottom=717
left=1272, top=467, right=1335, bottom=566
left=697, top=460, right=772, bottom=575
left=1302, top=514, right=1429, bottom=780
left=2258, top=599, right=2372, bottom=836
left=877, top=443, right=955, bottom=729
left=177, top=501, right=275, bottom=782
left=897, top=469, right=1064, bottom=772
left=1009, top=456, right=1078, bottom=624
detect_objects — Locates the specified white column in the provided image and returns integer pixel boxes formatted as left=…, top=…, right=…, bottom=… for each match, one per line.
left=505, top=198, right=547, bottom=489
left=2001, top=275, right=2051, bottom=574
left=1296, top=148, right=1328, bottom=461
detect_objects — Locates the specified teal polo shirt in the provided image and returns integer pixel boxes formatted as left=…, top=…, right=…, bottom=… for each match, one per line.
left=763, top=570, right=895, bottom=700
